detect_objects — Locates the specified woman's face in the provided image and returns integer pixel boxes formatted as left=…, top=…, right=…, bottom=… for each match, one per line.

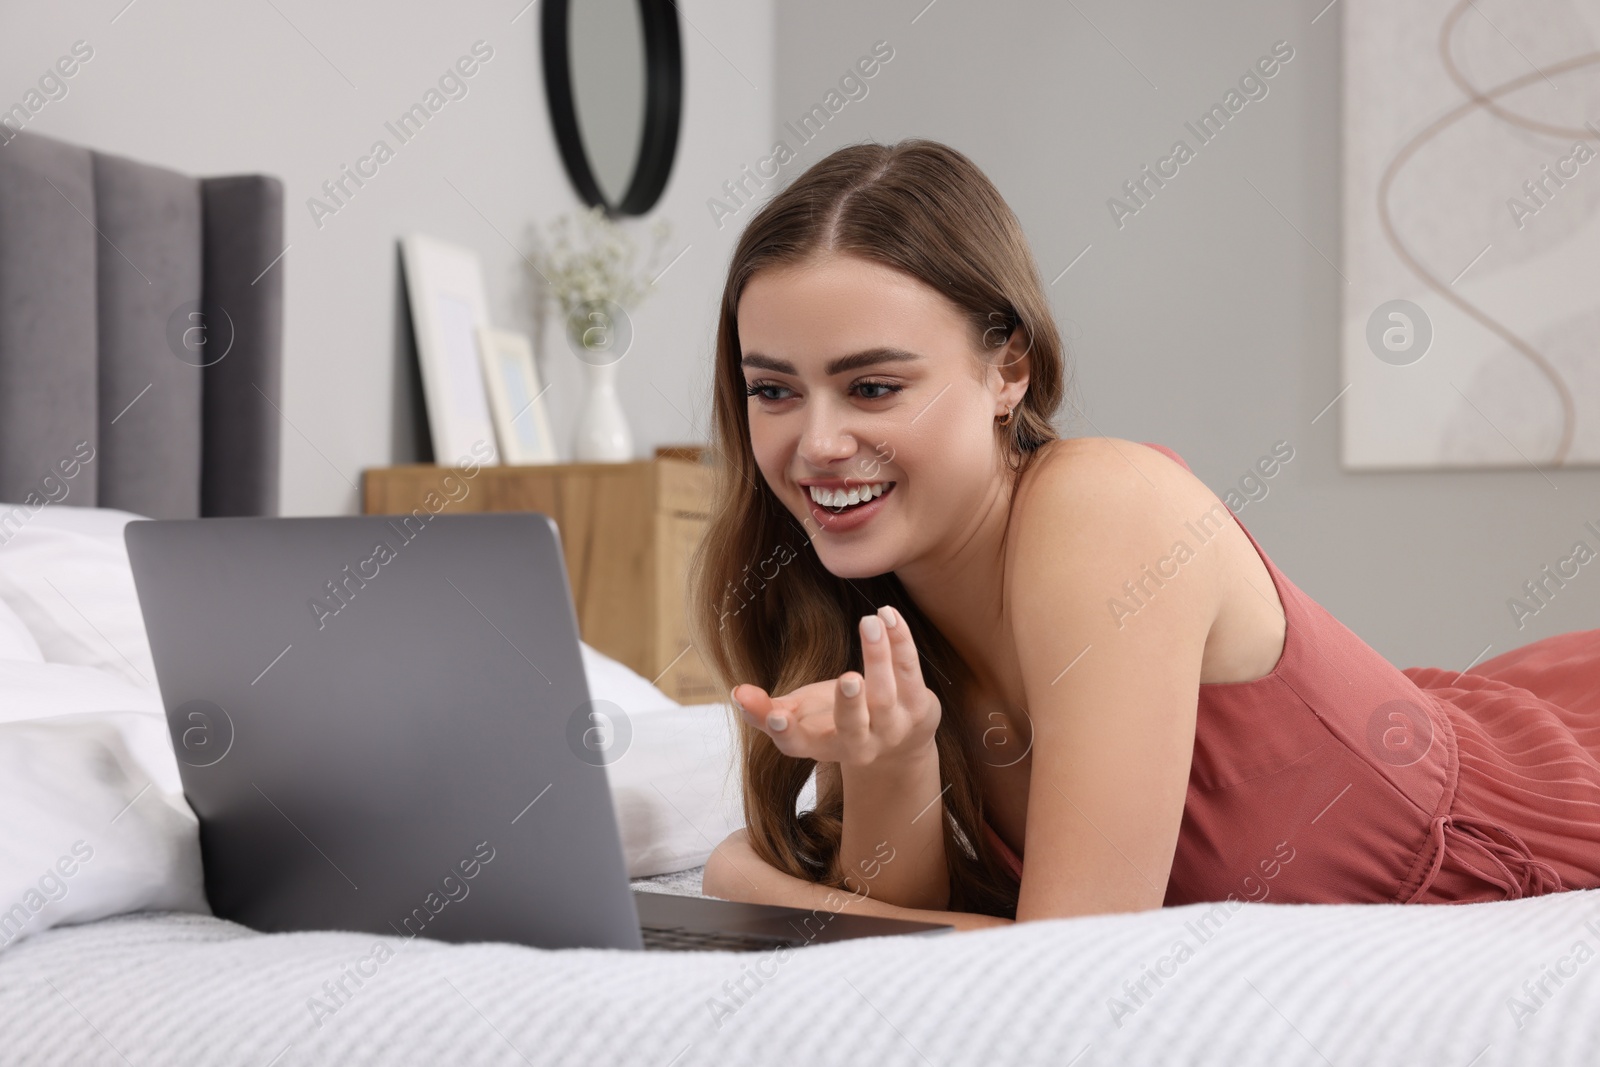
left=736, top=252, right=1028, bottom=579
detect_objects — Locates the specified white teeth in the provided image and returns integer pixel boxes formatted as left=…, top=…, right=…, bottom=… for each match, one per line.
left=808, top=482, right=893, bottom=509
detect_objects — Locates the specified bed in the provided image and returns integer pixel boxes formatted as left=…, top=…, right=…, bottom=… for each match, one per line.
left=2, top=131, right=1598, bottom=1067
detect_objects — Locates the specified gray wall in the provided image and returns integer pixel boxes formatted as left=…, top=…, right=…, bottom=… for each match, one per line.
left=0, top=0, right=773, bottom=516
left=774, top=0, right=1598, bottom=670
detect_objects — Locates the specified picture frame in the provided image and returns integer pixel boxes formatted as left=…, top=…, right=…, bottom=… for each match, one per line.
left=476, top=326, right=560, bottom=465
left=399, top=233, right=502, bottom=466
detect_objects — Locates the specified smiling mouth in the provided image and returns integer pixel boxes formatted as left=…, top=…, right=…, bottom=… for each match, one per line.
left=809, top=481, right=896, bottom=514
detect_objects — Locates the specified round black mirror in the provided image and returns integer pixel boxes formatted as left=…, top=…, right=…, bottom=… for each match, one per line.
left=541, top=0, right=682, bottom=217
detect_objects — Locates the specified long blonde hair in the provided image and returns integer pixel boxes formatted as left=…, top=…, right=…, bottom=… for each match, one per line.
left=686, top=138, right=1068, bottom=917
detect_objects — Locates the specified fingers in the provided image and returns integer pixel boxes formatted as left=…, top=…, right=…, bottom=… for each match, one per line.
left=859, top=610, right=896, bottom=730
left=730, top=683, right=760, bottom=722
left=731, top=605, right=924, bottom=764
left=880, top=604, right=924, bottom=693
left=834, top=669, right=868, bottom=745
left=731, top=684, right=785, bottom=731
left=732, top=684, right=811, bottom=760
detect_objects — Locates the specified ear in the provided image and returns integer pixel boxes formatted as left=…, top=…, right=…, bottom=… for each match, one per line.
left=991, top=327, right=1032, bottom=416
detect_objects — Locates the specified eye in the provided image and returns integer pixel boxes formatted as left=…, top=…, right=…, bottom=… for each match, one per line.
left=744, top=379, right=792, bottom=402
left=853, top=379, right=902, bottom=400
left=743, top=379, right=904, bottom=404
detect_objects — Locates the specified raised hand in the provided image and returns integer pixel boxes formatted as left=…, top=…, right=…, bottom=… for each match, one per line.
left=731, top=604, right=941, bottom=770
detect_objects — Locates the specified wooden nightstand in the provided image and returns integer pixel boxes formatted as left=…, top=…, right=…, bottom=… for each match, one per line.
left=361, top=445, right=720, bottom=705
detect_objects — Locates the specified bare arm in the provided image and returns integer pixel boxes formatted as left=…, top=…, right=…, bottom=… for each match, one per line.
left=834, top=608, right=950, bottom=910
left=1006, top=440, right=1215, bottom=919
left=836, top=754, right=951, bottom=910
left=703, top=828, right=1012, bottom=933
left=732, top=608, right=954, bottom=911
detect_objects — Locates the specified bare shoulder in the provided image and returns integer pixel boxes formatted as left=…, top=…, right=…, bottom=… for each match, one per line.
left=1017, top=436, right=1201, bottom=499
left=1005, top=437, right=1286, bottom=690
left=1008, top=437, right=1228, bottom=585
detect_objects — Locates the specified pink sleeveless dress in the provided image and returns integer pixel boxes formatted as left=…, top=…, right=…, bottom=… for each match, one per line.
left=983, top=441, right=1600, bottom=906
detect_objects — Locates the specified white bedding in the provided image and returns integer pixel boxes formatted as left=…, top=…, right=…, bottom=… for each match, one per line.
left=5, top=503, right=1599, bottom=1066
left=2, top=887, right=1598, bottom=1066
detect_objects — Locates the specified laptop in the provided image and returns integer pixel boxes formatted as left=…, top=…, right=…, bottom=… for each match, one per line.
left=124, top=512, right=951, bottom=952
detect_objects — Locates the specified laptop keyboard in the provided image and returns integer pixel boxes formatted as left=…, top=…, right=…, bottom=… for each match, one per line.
left=640, top=924, right=799, bottom=953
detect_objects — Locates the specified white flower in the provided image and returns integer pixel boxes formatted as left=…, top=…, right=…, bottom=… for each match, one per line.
left=528, top=207, right=674, bottom=323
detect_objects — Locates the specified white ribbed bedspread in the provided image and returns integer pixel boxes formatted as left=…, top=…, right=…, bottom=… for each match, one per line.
left=1, top=886, right=1597, bottom=1066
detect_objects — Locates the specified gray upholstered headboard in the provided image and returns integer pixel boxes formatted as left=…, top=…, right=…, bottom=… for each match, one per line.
left=0, top=130, right=284, bottom=518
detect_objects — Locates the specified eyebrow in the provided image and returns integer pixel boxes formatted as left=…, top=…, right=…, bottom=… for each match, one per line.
left=740, top=347, right=922, bottom=377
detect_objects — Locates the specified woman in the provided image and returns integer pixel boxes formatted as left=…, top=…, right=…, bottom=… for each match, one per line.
left=689, top=138, right=1600, bottom=932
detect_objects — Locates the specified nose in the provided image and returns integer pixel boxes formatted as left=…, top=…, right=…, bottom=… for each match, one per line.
left=797, top=400, right=860, bottom=468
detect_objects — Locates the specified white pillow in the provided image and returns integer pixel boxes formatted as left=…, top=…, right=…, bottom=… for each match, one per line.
left=0, top=659, right=193, bottom=938
left=0, top=713, right=209, bottom=951
left=606, top=701, right=742, bottom=876
left=0, top=598, right=44, bottom=663
left=0, top=503, right=157, bottom=691
left=580, top=642, right=679, bottom=713
left=0, top=660, right=175, bottom=791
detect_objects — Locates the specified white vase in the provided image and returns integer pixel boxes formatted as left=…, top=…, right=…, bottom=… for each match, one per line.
left=572, top=358, right=633, bottom=462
